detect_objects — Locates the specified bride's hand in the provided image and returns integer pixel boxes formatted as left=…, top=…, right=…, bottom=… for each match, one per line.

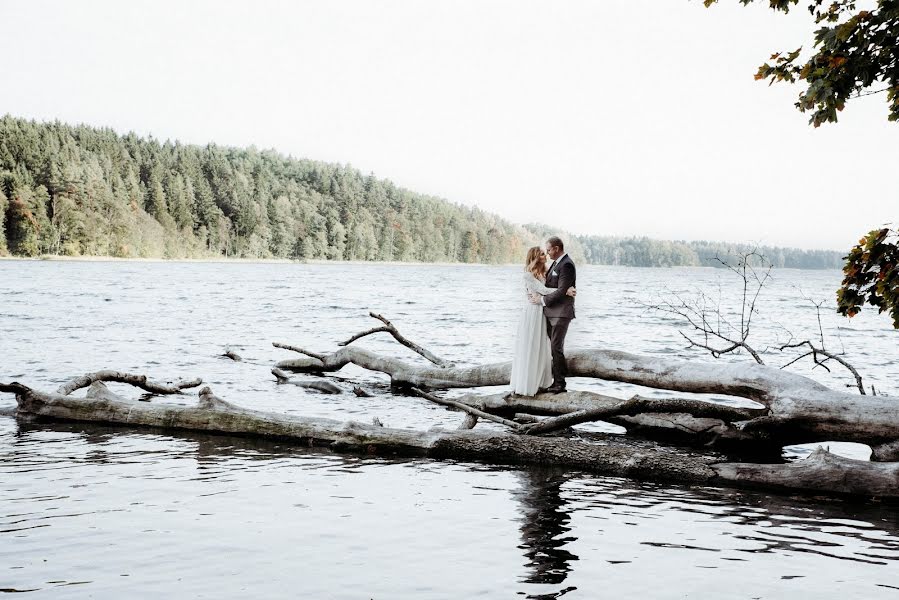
left=566, top=286, right=577, bottom=297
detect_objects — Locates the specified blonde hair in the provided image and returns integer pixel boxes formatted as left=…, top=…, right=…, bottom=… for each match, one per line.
left=525, top=246, right=546, bottom=280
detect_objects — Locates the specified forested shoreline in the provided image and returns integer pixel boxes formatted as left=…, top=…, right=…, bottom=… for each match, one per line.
left=0, top=116, right=843, bottom=268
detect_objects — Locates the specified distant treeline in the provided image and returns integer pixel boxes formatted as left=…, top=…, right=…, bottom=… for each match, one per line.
left=0, top=116, right=536, bottom=262
left=0, top=116, right=843, bottom=269
left=578, top=236, right=844, bottom=269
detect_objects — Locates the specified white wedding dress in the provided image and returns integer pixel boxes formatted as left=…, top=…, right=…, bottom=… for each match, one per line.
left=509, top=272, right=554, bottom=396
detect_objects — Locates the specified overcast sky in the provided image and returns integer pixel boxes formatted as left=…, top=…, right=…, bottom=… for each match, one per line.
left=1, top=0, right=894, bottom=250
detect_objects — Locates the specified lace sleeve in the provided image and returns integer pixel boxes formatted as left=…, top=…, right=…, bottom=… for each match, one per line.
left=524, top=273, right=554, bottom=295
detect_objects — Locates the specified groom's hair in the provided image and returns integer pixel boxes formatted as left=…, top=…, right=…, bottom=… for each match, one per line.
left=547, top=236, right=564, bottom=251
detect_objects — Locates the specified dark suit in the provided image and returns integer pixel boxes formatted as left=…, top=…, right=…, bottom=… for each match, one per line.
left=543, top=254, right=576, bottom=388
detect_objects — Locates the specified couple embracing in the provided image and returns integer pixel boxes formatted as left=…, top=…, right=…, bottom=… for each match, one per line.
left=509, top=236, right=577, bottom=397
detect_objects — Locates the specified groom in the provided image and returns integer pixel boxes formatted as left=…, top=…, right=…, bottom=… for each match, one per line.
left=530, top=236, right=576, bottom=394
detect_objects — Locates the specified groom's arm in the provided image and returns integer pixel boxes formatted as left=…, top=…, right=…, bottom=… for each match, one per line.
left=542, top=262, right=575, bottom=307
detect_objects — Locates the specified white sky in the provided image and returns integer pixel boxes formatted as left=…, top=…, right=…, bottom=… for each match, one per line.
left=1, top=0, right=894, bottom=250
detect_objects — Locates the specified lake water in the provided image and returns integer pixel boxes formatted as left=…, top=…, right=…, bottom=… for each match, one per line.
left=2, top=260, right=898, bottom=598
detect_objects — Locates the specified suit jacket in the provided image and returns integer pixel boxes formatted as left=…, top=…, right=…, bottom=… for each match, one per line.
left=543, top=254, right=576, bottom=319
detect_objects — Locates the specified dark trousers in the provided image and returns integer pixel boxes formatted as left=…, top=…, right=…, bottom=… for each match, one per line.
left=546, top=317, right=571, bottom=387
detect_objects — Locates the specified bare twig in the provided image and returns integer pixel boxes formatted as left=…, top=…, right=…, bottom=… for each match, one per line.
left=779, top=340, right=865, bottom=394
left=339, top=312, right=454, bottom=368
left=776, top=294, right=866, bottom=395
left=410, top=387, right=521, bottom=429
left=644, top=250, right=770, bottom=365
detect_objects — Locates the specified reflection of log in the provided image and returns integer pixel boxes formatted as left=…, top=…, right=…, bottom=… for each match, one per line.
left=4, top=381, right=899, bottom=499
left=274, top=346, right=899, bottom=449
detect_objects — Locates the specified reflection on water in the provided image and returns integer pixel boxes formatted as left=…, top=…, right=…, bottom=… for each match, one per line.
left=2, top=261, right=899, bottom=597
left=2, top=419, right=899, bottom=598
left=514, top=468, right=578, bottom=588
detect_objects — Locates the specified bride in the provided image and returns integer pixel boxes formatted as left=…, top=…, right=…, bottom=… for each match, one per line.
left=509, top=246, right=576, bottom=396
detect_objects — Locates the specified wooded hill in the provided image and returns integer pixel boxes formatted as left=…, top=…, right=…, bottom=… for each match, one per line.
left=0, top=116, right=843, bottom=268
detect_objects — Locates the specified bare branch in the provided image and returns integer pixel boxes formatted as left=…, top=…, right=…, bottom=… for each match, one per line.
left=519, top=394, right=766, bottom=436
left=56, top=371, right=202, bottom=396
left=778, top=340, right=865, bottom=394
left=339, top=326, right=393, bottom=346
left=410, top=388, right=521, bottom=429
left=643, top=252, right=769, bottom=366
left=339, top=312, right=454, bottom=368
left=272, top=342, right=325, bottom=361
left=680, top=328, right=764, bottom=365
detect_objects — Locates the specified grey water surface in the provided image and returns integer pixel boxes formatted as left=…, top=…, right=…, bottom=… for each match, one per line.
left=1, top=260, right=898, bottom=599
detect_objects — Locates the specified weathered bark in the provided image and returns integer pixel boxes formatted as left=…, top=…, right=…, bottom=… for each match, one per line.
left=872, top=440, right=899, bottom=462
left=459, top=414, right=479, bottom=430
left=4, top=382, right=898, bottom=499
left=275, top=345, right=899, bottom=449
left=712, top=447, right=899, bottom=497
left=275, top=346, right=509, bottom=388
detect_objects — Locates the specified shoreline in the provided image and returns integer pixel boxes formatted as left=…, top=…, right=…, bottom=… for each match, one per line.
left=0, top=255, right=841, bottom=270
left=0, top=255, right=519, bottom=267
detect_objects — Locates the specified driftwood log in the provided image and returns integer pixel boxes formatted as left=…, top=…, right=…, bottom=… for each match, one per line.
left=2, top=313, right=897, bottom=500
left=275, top=345, right=899, bottom=452
left=3, top=380, right=898, bottom=499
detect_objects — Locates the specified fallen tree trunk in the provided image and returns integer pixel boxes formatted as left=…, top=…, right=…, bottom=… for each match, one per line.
left=712, top=447, right=899, bottom=497
left=3, top=382, right=717, bottom=483
left=3, top=381, right=898, bottom=499
left=275, top=345, right=899, bottom=450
